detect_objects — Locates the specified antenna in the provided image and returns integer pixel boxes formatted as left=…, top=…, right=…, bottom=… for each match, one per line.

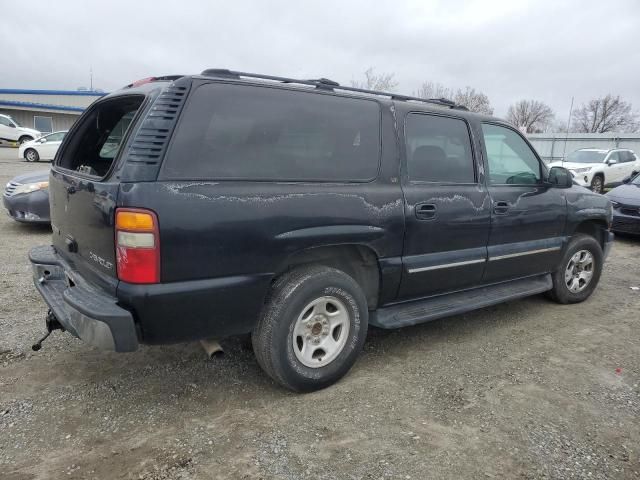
left=561, top=96, right=574, bottom=165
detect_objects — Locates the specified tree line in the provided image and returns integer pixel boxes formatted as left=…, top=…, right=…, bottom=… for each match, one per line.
left=351, top=68, right=639, bottom=134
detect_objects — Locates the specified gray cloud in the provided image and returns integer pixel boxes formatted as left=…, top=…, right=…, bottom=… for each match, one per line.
left=2, top=0, right=639, bottom=119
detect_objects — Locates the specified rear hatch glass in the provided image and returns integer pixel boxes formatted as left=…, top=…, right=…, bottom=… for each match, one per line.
left=50, top=95, right=145, bottom=290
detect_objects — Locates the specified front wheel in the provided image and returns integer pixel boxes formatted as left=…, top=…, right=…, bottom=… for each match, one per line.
left=548, top=234, right=603, bottom=304
left=252, top=265, right=368, bottom=392
left=24, top=148, right=39, bottom=162
left=590, top=175, right=604, bottom=194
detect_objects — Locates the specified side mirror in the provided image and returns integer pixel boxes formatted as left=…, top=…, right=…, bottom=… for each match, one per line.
left=547, top=166, right=573, bottom=188
left=607, top=159, right=618, bottom=166
left=39, top=138, right=47, bottom=143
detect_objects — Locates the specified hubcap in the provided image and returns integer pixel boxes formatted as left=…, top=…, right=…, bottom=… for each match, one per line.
left=564, top=249, right=594, bottom=293
left=26, top=150, right=36, bottom=161
left=292, top=296, right=350, bottom=368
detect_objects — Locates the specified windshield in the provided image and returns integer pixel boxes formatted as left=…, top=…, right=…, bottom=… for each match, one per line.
left=565, top=150, right=606, bottom=164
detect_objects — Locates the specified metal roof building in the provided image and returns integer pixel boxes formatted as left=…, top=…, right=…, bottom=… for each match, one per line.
left=0, top=89, right=106, bottom=135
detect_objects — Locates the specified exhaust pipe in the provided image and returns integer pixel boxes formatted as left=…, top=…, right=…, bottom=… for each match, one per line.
left=200, top=338, right=223, bottom=359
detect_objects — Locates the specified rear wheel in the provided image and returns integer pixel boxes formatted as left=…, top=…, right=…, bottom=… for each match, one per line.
left=24, top=148, right=39, bottom=162
left=18, top=136, right=34, bottom=145
left=549, top=234, right=603, bottom=304
left=252, top=265, right=368, bottom=392
left=590, top=175, right=604, bottom=194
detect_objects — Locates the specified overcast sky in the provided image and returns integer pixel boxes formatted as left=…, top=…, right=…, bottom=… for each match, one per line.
left=2, top=0, right=639, bottom=120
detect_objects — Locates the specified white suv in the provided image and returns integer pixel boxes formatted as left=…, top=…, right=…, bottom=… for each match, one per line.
left=0, top=114, right=42, bottom=145
left=549, top=148, right=640, bottom=194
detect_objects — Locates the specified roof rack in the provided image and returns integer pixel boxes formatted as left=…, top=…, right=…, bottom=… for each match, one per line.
left=199, top=69, right=467, bottom=110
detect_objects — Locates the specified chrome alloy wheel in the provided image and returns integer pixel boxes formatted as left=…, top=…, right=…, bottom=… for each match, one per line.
left=25, top=149, right=38, bottom=162
left=292, top=296, right=350, bottom=368
left=565, top=249, right=594, bottom=293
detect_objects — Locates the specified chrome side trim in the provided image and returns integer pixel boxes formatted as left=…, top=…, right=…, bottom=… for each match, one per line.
left=407, top=258, right=486, bottom=273
left=488, top=246, right=561, bottom=262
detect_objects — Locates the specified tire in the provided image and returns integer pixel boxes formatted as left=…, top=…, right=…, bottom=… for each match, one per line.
left=24, top=148, right=39, bottom=162
left=18, top=136, right=34, bottom=145
left=590, top=174, right=604, bottom=194
left=548, top=234, right=603, bottom=304
left=252, top=265, right=369, bottom=392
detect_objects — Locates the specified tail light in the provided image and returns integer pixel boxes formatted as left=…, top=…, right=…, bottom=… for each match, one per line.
left=115, top=208, right=160, bottom=284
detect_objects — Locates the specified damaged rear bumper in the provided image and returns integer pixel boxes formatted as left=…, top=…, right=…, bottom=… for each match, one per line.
left=29, top=245, right=138, bottom=352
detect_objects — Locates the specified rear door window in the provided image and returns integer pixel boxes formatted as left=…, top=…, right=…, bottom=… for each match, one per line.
left=57, top=96, right=144, bottom=178
left=162, top=83, right=381, bottom=182
left=405, top=113, right=476, bottom=183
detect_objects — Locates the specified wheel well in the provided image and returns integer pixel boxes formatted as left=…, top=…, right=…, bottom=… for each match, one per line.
left=592, top=172, right=604, bottom=182
left=573, top=220, right=608, bottom=249
left=276, top=245, right=381, bottom=309
left=18, top=135, right=33, bottom=142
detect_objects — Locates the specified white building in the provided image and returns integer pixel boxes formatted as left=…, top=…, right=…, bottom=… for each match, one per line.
left=0, top=88, right=106, bottom=134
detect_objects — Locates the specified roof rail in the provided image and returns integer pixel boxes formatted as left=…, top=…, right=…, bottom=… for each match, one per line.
left=199, top=68, right=466, bottom=110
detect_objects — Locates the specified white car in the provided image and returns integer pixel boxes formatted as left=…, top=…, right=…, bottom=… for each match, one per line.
left=19, top=131, right=67, bottom=162
left=0, top=113, right=41, bottom=145
left=549, top=148, right=640, bottom=194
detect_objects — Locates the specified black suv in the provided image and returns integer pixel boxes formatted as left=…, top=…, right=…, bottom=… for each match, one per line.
left=30, top=70, right=614, bottom=392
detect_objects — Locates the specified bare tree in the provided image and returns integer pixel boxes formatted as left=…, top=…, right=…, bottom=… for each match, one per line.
left=414, top=81, right=454, bottom=101
left=572, top=94, right=638, bottom=133
left=415, top=82, right=493, bottom=114
left=351, top=67, right=398, bottom=92
left=506, top=99, right=555, bottom=133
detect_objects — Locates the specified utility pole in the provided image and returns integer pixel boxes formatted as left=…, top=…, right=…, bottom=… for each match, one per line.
left=561, top=96, right=574, bottom=165
left=90, top=66, right=93, bottom=91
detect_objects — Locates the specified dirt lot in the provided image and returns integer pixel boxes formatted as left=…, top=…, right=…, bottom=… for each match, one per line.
left=0, top=149, right=639, bottom=479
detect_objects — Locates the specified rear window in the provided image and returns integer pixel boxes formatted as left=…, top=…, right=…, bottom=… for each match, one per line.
left=57, top=95, right=144, bottom=177
left=162, top=83, right=381, bottom=181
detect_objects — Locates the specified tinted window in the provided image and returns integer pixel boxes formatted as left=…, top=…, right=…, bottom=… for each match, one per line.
left=163, top=83, right=380, bottom=181
left=607, top=151, right=620, bottom=163
left=482, top=124, right=541, bottom=185
left=619, top=151, right=633, bottom=163
left=405, top=114, right=475, bottom=183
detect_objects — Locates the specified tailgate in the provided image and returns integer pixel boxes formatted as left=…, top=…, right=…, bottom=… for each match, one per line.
left=50, top=94, right=146, bottom=293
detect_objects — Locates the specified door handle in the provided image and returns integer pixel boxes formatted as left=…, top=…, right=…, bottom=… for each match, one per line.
left=493, top=201, right=509, bottom=214
left=415, top=203, right=437, bottom=220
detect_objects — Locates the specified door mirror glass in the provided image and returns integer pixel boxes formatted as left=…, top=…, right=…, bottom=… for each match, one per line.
left=547, top=166, right=573, bottom=188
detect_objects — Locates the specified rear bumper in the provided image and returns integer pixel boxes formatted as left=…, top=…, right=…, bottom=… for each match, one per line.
left=3, top=190, right=51, bottom=224
left=29, top=245, right=138, bottom=352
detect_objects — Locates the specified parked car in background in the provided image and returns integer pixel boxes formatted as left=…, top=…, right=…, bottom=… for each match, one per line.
left=0, top=113, right=42, bottom=145
left=3, top=170, right=50, bottom=224
left=549, top=148, right=640, bottom=194
left=19, top=131, right=67, bottom=162
left=606, top=172, right=640, bottom=235
left=29, top=71, right=613, bottom=392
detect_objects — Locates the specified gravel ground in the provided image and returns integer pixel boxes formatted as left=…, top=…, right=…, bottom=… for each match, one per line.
left=1, top=148, right=639, bottom=479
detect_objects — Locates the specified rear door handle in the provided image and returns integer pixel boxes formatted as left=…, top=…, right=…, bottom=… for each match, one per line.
left=493, top=201, right=509, bottom=214
left=415, top=203, right=437, bottom=220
